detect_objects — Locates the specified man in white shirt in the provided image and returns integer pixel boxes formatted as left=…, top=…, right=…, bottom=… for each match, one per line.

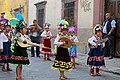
left=29, top=20, right=42, bottom=57
left=102, top=13, right=116, bottom=59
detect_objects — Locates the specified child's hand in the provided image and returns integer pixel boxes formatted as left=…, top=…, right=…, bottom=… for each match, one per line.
left=94, top=44, right=98, bottom=48
left=23, top=40, right=27, bottom=44
left=0, top=49, right=3, bottom=52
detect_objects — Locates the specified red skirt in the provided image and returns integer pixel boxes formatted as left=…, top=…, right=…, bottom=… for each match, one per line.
left=41, top=39, right=51, bottom=54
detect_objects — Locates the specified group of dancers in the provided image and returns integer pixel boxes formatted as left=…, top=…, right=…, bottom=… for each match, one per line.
left=0, top=14, right=106, bottom=80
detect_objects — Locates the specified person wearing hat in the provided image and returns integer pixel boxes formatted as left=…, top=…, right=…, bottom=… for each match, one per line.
left=41, top=23, right=53, bottom=61
left=68, top=26, right=79, bottom=69
left=52, top=20, right=72, bottom=80
left=0, top=23, right=7, bottom=66
left=10, top=21, right=30, bottom=80
left=1, top=22, right=12, bottom=71
left=29, top=20, right=42, bottom=57
left=87, top=24, right=106, bottom=76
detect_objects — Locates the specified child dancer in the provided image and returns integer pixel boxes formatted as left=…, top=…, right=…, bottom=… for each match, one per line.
left=0, top=23, right=5, bottom=65
left=52, top=20, right=72, bottom=80
left=87, top=24, right=106, bottom=76
left=10, top=21, right=30, bottom=80
left=2, top=23, right=12, bottom=71
left=68, top=26, right=79, bottom=68
left=41, top=23, right=52, bottom=61
left=54, top=24, right=63, bottom=56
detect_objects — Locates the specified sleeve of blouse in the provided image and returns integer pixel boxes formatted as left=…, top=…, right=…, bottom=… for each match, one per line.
left=0, top=41, right=3, bottom=49
left=54, top=35, right=63, bottom=46
left=2, top=33, right=8, bottom=42
left=88, top=36, right=96, bottom=46
left=41, top=31, right=47, bottom=38
left=74, top=36, right=79, bottom=42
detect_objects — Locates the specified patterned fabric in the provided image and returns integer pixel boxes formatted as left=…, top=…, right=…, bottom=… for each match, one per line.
left=41, top=39, right=51, bottom=54
left=10, top=34, right=30, bottom=65
left=0, top=42, right=12, bottom=63
left=87, top=46, right=105, bottom=68
left=52, top=47, right=72, bottom=72
left=52, top=60, right=72, bottom=72
left=69, top=45, right=77, bottom=58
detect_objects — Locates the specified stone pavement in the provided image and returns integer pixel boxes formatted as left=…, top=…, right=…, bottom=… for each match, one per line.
left=76, top=53, right=120, bottom=75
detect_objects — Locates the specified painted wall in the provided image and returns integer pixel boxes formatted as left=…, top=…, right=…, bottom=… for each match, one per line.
left=0, top=0, right=28, bottom=22
left=78, top=0, right=94, bottom=29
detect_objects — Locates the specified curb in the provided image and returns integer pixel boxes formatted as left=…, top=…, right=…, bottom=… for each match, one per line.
left=76, top=62, right=120, bottom=76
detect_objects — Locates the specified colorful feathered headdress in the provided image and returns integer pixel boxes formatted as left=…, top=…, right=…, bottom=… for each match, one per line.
left=58, top=19, right=69, bottom=30
left=68, top=26, right=78, bottom=32
left=44, top=22, right=51, bottom=28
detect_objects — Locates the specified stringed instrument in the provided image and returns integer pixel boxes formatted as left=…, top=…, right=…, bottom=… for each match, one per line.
left=17, top=38, right=51, bottom=49
left=88, top=38, right=108, bottom=48
left=59, top=37, right=87, bottom=48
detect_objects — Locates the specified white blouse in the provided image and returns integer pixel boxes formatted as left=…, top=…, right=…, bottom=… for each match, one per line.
left=70, top=35, right=79, bottom=42
left=88, top=36, right=98, bottom=46
left=41, top=31, right=52, bottom=39
left=0, top=33, right=8, bottom=49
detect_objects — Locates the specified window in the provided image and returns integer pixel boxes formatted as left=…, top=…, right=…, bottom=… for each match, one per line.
left=37, top=9, right=44, bottom=27
left=35, top=1, right=47, bottom=28
left=64, top=2, right=75, bottom=26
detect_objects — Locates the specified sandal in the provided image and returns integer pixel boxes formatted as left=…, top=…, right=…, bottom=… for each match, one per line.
left=63, top=75, right=68, bottom=79
left=47, top=58, right=52, bottom=61
left=60, top=76, right=65, bottom=80
left=16, top=78, right=21, bottom=80
left=7, top=68, right=12, bottom=71
left=2, top=67, right=8, bottom=72
left=96, top=68, right=101, bottom=76
left=90, top=68, right=94, bottom=76
left=96, top=72, right=101, bottom=76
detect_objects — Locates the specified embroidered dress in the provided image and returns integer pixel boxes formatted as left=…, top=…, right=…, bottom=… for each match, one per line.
left=87, top=36, right=105, bottom=68
left=0, top=33, right=9, bottom=63
left=10, top=33, right=30, bottom=65
left=69, top=35, right=78, bottom=58
left=52, top=35, right=72, bottom=72
left=41, top=31, right=52, bottom=54
left=2, top=32, right=12, bottom=63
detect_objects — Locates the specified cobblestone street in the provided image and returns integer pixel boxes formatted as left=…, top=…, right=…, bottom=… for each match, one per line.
left=0, top=53, right=120, bottom=80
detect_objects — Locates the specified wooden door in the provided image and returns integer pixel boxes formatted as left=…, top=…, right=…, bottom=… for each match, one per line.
left=106, top=0, right=120, bottom=57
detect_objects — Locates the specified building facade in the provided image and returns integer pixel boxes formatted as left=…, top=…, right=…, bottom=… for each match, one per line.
left=0, top=0, right=28, bottom=22
left=28, top=0, right=120, bottom=57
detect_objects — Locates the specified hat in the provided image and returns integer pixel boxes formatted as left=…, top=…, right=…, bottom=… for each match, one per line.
left=0, top=18, right=9, bottom=24
left=4, top=22, right=11, bottom=27
left=93, top=24, right=102, bottom=34
left=68, top=26, right=78, bottom=32
left=16, top=21, right=26, bottom=29
left=16, top=13, right=24, bottom=21
left=58, top=19, right=69, bottom=30
left=10, top=18, right=20, bottom=27
left=44, top=22, right=50, bottom=28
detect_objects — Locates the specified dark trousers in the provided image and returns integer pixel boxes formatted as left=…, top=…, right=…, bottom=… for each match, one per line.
left=108, top=36, right=115, bottom=57
left=103, top=34, right=115, bottom=57
left=30, top=36, right=40, bottom=57
left=103, top=34, right=109, bottom=57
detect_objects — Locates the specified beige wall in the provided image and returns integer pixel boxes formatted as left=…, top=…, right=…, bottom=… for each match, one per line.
left=45, top=0, right=62, bottom=29
left=28, top=0, right=62, bottom=27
